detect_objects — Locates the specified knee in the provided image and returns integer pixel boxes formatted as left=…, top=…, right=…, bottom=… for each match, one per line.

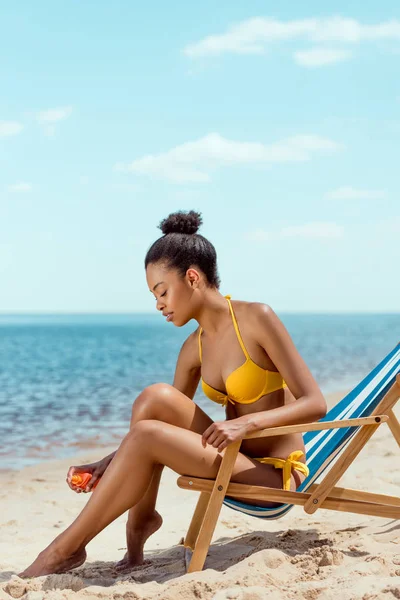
left=132, top=383, right=175, bottom=416
left=142, top=383, right=174, bottom=401
left=125, top=419, right=162, bottom=446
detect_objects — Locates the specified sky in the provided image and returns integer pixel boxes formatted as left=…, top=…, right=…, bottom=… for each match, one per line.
left=1, top=1, right=399, bottom=313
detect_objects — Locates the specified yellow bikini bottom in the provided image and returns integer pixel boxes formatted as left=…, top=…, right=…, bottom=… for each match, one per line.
left=254, top=450, right=309, bottom=490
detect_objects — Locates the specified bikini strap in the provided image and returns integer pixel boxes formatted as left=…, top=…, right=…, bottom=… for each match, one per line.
left=225, top=295, right=250, bottom=360
left=198, top=327, right=203, bottom=364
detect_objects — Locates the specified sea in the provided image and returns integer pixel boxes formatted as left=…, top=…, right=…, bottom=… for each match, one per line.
left=0, top=312, right=399, bottom=471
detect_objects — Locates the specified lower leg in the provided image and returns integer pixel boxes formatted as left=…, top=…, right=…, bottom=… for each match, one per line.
left=117, top=385, right=212, bottom=567
left=115, top=464, right=164, bottom=569
left=19, top=428, right=159, bottom=578
left=73, top=385, right=210, bottom=568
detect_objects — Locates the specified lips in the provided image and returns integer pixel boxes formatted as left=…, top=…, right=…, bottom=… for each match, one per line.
left=163, top=312, right=173, bottom=322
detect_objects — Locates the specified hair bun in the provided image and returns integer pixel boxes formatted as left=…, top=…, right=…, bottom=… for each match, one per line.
left=159, top=210, right=202, bottom=235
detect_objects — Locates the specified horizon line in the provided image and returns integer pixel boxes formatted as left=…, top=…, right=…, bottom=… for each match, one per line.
left=0, top=310, right=399, bottom=316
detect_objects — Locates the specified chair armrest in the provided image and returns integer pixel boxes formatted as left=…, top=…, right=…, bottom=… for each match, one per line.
left=243, top=414, right=388, bottom=440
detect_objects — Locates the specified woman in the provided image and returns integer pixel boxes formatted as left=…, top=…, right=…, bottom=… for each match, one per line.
left=19, top=210, right=327, bottom=578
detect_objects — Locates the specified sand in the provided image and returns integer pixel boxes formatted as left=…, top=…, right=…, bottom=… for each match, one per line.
left=1, top=391, right=399, bottom=600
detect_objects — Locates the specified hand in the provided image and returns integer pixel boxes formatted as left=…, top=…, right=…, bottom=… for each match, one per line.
left=66, top=458, right=109, bottom=494
left=202, top=418, right=249, bottom=453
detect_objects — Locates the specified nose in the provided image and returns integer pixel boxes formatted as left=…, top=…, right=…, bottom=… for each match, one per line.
left=156, top=297, right=165, bottom=312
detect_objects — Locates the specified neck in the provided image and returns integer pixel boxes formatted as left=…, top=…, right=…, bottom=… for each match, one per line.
left=195, top=290, right=231, bottom=335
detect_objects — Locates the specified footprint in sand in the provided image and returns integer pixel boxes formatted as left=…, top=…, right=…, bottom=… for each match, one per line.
left=2, top=520, right=18, bottom=527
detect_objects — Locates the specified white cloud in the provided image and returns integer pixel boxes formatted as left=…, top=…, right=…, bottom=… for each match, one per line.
left=7, top=182, right=32, bottom=193
left=294, top=48, right=352, bottom=67
left=115, top=132, right=342, bottom=183
left=0, top=121, right=24, bottom=137
left=184, top=16, right=400, bottom=65
left=36, top=106, right=72, bottom=136
left=327, top=186, right=386, bottom=200
left=246, top=222, right=344, bottom=242
left=36, top=106, right=73, bottom=124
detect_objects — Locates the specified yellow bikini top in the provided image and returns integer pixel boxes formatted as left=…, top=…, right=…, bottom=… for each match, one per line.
left=198, top=295, right=287, bottom=407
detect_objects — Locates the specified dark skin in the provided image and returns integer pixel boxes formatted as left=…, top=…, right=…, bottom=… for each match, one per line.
left=19, top=262, right=327, bottom=578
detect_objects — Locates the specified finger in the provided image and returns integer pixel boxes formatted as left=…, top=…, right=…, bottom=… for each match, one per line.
left=66, top=466, right=76, bottom=482
left=66, top=466, right=90, bottom=491
left=85, top=475, right=99, bottom=492
left=66, top=479, right=81, bottom=493
left=66, top=479, right=76, bottom=491
left=205, top=430, right=220, bottom=447
left=202, top=425, right=215, bottom=447
left=202, top=432, right=212, bottom=448
left=67, top=465, right=89, bottom=483
left=66, top=474, right=78, bottom=491
left=211, top=434, right=225, bottom=449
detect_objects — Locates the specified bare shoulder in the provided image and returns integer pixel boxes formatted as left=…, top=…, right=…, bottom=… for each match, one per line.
left=251, top=303, right=286, bottom=344
left=250, top=301, right=277, bottom=325
left=233, top=298, right=277, bottom=332
left=233, top=299, right=289, bottom=350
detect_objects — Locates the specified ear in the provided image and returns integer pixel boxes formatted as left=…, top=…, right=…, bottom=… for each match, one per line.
left=186, top=267, right=201, bottom=289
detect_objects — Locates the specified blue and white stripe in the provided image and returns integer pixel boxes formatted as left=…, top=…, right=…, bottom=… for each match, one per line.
left=223, top=343, right=400, bottom=519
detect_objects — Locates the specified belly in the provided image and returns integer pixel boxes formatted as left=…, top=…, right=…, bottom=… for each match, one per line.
left=227, top=387, right=307, bottom=460
left=239, top=432, right=306, bottom=462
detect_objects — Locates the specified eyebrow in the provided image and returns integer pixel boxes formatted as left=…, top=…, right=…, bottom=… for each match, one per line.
left=150, top=281, right=165, bottom=293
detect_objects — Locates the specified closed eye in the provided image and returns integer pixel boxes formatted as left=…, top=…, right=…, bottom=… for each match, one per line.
left=152, top=290, right=167, bottom=301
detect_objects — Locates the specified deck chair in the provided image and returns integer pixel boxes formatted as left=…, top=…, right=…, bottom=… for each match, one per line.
left=177, top=342, right=400, bottom=573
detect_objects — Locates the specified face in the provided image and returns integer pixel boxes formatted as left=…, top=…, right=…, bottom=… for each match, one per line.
left=146, top=262, right=201, bottom=327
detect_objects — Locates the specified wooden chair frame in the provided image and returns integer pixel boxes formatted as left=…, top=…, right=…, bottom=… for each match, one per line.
left=177, top=374, right=400, bottom=573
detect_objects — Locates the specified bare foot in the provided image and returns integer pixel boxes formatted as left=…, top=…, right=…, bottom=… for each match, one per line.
left=115, top=511, right=163, bottom=571
left=18, top=544, right=87, bottom=578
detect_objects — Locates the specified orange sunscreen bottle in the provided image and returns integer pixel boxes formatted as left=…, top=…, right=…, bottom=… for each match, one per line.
left=71, top=473, right=100, bottom=490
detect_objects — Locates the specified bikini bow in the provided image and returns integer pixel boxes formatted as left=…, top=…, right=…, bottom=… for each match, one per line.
left=216, top=394, right=235, bottom=407
left=256, top=451, right=309, bottom=490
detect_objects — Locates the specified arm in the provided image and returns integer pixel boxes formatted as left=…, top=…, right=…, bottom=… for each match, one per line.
left=172, top=329, right=202, bottom=399
left=68, top=330, right=202, bottom=490
left=241, top=304, right=327, bottom=435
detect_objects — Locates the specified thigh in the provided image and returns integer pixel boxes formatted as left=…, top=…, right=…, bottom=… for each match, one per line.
left=131, top=383, right=213, bottom=435
left=132, top=420, right=291, bottom=508
left=231, top=466, right=306, bottom=507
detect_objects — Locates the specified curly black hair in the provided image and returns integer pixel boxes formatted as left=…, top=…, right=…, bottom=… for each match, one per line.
left=144, top=210, right=220, bottom=288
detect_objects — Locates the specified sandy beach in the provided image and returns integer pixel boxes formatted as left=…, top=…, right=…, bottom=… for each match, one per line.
left=1, top=390, right=399, bottom=600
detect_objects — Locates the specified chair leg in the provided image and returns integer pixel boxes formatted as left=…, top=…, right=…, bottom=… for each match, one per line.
left=187, top=440, right=241, bottom=573
left=183, top=492, right=210, bottom=551
left=387, top=409, right=400, bottom=447
left=187, top=482, right=227, bottom=573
